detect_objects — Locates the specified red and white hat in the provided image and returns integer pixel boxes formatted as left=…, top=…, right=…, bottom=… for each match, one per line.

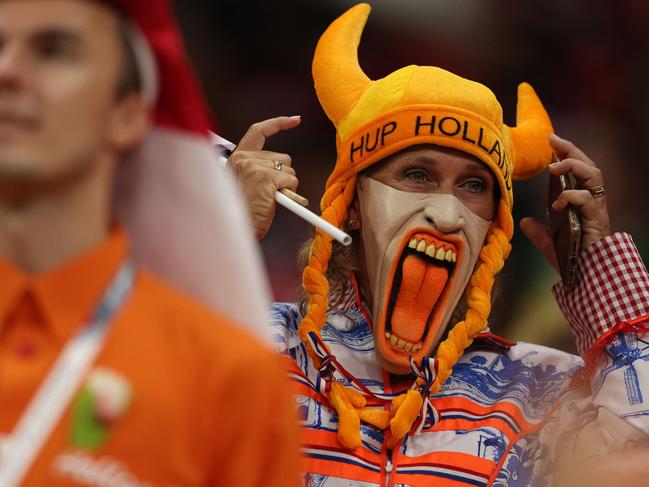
left=105, top=0, right=272, bottom=342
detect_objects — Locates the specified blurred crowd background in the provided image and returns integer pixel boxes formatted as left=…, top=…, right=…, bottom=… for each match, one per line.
left=173, top=0, right=648, bottom=353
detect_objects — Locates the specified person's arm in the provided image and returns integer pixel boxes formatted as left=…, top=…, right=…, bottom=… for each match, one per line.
left=549, top=232, right=649, bottom=457
left=521, top=134, right=649, bottom=481
left=554, top=445, right=649, bottom=487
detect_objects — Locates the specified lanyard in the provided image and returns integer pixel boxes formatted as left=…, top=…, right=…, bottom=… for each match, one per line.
left=0, top=262, right=135, bottom=487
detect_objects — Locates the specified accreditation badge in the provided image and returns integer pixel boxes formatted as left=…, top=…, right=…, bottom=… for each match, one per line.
left=70, top=367, right=132, bottom=450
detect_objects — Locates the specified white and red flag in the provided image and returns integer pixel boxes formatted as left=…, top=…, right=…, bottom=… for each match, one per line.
left=108, top=0, right=272, bottom=342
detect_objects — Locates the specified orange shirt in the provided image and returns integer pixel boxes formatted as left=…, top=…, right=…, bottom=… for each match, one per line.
left=0, top=228, right=301, bottom=487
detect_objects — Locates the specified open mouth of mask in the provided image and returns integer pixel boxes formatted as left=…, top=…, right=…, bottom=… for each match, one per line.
left=384, top=232, right=459, bottom=354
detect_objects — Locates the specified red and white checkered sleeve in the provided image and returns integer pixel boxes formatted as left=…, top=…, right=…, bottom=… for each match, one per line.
left=552, top=232, right=649, bottom=356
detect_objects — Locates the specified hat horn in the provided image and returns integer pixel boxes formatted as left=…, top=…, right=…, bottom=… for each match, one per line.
left=313, top=3, right=372, bottom=128
left=509, top=83, right=554, bottom=180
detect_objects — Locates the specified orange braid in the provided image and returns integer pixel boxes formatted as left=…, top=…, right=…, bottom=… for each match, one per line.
left=388, top=201, right=514, bottom=444
left=429, top=200, right=514, bottom=394
left=298, top=176, right=358, bottom=364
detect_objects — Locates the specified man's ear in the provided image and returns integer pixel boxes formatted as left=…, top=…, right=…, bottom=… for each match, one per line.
left=107, top=93, right=152, bottom=152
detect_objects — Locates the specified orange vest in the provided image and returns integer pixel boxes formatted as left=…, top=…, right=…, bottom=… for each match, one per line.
left=0, top=228, right=300, bottom=486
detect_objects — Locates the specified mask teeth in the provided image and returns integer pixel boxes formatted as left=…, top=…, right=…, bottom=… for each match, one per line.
left=385, top=331, right=423, bottom=353
left=408, top=237, right=457, bottom=263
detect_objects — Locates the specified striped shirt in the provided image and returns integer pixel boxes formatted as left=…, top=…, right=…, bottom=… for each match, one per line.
left=271, top=233, right=649, bottom=486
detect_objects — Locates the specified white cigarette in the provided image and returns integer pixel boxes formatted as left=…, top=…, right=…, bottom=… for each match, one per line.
left=274, top=191, right=352, bottom=246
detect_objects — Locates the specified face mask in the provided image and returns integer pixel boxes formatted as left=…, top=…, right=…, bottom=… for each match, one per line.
left=357, top=176, right=491, bottom=373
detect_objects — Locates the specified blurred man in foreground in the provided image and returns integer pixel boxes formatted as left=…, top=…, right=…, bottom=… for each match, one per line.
left=0, top=0, right=300, bottom=485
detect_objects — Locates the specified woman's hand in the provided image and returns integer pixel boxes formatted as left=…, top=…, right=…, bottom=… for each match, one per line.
left=520, top=134, right=611, bottom=273
left=228, top=116, right=301, bottom=239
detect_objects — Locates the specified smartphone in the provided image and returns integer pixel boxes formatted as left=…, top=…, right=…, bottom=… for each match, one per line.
left=547, top=154, right=582, bottom=289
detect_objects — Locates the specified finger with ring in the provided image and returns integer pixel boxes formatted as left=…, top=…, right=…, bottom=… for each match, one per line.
left=588, top=184, right=606, bottom=199
left=273, top=159, right=284, bottom=172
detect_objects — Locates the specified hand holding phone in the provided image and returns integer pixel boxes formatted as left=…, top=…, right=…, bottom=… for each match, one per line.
left=547, top=154, right=582, bottom=289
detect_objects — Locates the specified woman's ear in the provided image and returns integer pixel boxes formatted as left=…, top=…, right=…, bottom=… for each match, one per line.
left=347, top=195, right=361, bottom=230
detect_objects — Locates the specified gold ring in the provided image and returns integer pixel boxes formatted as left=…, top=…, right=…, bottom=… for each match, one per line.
left=588, top=184, right=606, bottom=199
left=273, top=159, right=283, bottom=172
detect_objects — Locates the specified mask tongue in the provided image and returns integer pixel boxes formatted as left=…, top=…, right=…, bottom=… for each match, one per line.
left=390, top=254, right=449, bottom=343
